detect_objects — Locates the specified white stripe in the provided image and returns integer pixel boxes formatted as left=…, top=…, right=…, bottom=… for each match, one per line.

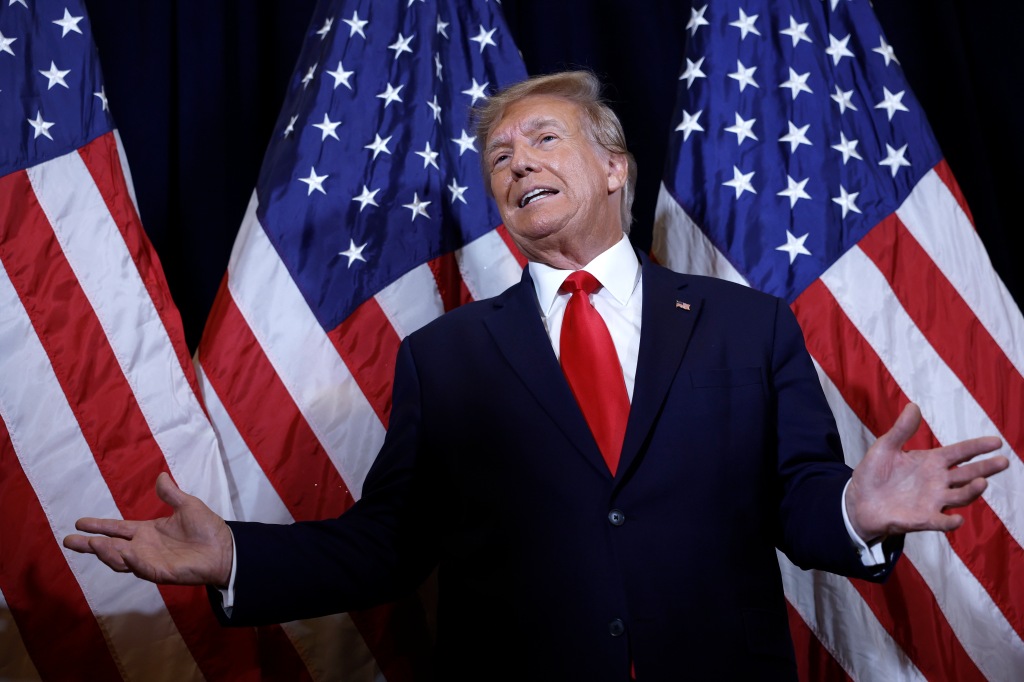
left=227, top=192, right=385, bottom=499
left=779, top=554, right=924, bottom=682
left=821, top=246, right=1024, bottom=679
left=375, top=263, right=445, bottom=338
left=281, top=614, right=382, bottom=682
left=652, top=183, right=749, bottom=285
left=0, top=260, right=200, bottom=682
left=113, top=130, right=141, bottom=217
left=456, top=228, right=523, bottom=300
left=822, top=245, right=1024, bottom=545
left=897, top=170, right=1024, bottom=378
left=25, top=150, right=232, bottom=516
left=0, top=586, right=42, bottom=682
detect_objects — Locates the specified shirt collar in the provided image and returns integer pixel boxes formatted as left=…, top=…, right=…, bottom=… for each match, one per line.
left=529, top=235, right=640, bottom=316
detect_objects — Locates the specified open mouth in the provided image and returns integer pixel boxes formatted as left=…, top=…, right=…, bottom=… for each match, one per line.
left=519, top=188, right=558, bottom=208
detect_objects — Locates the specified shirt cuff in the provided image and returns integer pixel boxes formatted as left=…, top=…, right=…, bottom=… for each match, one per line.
left=842, top=479, right=887, bottom=566
left=216, top=526, right=238, bottom=614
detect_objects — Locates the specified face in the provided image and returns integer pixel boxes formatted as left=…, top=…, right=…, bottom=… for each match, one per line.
left=484, top=95, right=627, bottom=267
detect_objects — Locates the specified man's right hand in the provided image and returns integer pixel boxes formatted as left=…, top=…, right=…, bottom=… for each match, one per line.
left=63, top=472, right=233, bottom=587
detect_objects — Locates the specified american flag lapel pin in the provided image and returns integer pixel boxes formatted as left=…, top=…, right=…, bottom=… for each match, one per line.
left=676, top=300, right=691, bottom=311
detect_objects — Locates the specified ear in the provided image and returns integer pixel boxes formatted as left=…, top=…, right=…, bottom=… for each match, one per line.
left=606, top=152, right=628, bottom=195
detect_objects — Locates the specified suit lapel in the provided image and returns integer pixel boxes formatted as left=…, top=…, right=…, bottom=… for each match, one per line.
left=483, top=269, right=611, bottom=477
left=617, top=257, right=702, bottom=479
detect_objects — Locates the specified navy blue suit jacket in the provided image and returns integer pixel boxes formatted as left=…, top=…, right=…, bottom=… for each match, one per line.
left=217, top=256, right=898, bottom=680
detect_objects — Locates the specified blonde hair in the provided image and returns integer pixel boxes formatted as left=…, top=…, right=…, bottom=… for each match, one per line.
left=474, top=71, right=637, bottom=232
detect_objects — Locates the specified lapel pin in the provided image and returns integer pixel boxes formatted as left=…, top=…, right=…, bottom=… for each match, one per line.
left=676, top=300, right=691, bottom=311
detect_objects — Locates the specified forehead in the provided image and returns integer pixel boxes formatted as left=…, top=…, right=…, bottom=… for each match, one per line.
left=487, top=95, right=586, bottom=145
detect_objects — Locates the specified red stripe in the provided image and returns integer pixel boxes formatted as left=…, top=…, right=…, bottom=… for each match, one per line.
left=76, top=133, right=204, bottom=407
left=933, top=160, right=975, bottom=227
left=327, top=296, right=403, bottom=428
left=785, top=602, right=851, bottom=682
left=0, top=169, right=262, bottom=681
left=428, top=251, right=472, bottom=311
left=496, top=224, right=528, bottom=268
left=0, top=419, right=124, bottom=681
left=859, top=216, right=1024, bottom=636
left=793, top=280, right=987, bottom=682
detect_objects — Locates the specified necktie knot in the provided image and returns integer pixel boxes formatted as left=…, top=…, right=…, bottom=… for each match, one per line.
left=560, top=270, right=602, bottom=297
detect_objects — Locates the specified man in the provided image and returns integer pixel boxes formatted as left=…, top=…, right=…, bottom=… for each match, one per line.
left=66, top=72, right=1007, bottom=680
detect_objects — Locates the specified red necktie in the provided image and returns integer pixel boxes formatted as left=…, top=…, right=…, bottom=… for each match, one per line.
left=559, top=271, right=630, bottom=475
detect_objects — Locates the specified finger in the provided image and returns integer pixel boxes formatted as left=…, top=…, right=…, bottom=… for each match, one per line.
left=877, top=403, right=922, bottom=452
left=948, top=455, right=1010, bottom=486
left=73, top=517, right=140, bottom=540
left=78, top=537, right=132, bottom=572
left=155, top=471, right=190, bottom=510
left=940, top=438, right=1006, bottom=468
left=942, top=478, right=989, bottom=509
left=64, top=533, right=98, bottom=554
left=932, top=512, right=964, bottom=533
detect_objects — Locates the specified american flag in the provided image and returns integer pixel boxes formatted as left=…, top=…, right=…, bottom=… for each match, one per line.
left=653, top=0, right=1024, bottom=679
left=0, top=1, right=267, bottom=680
left=194, top=0, right=526, bottom=678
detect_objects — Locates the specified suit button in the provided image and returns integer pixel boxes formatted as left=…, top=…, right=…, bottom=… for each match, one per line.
left=609, top=618, right=625, bottom=637
left=608, top=509, right=625, bottom=526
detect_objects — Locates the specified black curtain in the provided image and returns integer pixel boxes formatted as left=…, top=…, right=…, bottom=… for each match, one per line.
left=85, top=0, right=1024, bottom=350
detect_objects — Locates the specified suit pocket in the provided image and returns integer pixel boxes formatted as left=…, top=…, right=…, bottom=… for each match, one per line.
left=690, top=366, right=762, bottom=388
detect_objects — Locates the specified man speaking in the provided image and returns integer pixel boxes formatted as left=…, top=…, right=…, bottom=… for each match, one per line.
left=66, top=72, right=1007, bottom=681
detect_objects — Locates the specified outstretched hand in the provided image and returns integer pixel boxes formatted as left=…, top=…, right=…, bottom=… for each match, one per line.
left=63, top=472, right=233, bottom=587
left=846, top=403, right=1008, bottom=543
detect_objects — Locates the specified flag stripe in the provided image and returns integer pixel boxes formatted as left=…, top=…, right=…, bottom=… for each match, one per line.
left=0, top=419, right=123, bottom=681
left=933, top=160, right=975, bottom=227
left=0, top=586, right=42, bottom=682
left=785, top=601, right=852, bottom=682
left=427, top=251, right=471, bottom=311
left=375, top=263, right=447, bottom=340
left=795, top=280, right=1024, bottom=679
left=456, top=227, right=527, bottom=300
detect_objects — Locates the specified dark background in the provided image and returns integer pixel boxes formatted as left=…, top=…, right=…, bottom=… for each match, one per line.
left=84, top=1, right=1024, bottom=350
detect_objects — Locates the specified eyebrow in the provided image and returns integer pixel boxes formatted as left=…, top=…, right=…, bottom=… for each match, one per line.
left=485, top=116, right=569, bottom=157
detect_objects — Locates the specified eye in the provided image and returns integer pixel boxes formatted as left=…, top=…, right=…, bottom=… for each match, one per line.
left=491, top=153, right=509, bottom=168
left=540, top=134, right=557, bottom=143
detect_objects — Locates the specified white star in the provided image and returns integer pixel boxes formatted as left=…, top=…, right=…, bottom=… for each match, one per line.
left=462, top=78, right=489, bottom=105
left=0, top=30, right=15, bottom=56
left=53, top=8, right=84, bottom=37
left=352, top=185, right=380, bottom=211
left=729, top=8, right=761, bottom=40
left=780, top=15, right=812, bottom=47
left=875, top=87, right=909, bottom=121
left=470, top=25, right=497, bottom=52
left=679, top=57, right=706, bottom=89
left=832, top=185, right=862, bottom=218
left=94, top=86, right=108, bottom=111
left=779, top=121, right=812, bottom=153
left=873, top=35, right=900, bottom=66
left=776, top=230, right=811, bottom=264
left=283, top=115, right=298, bottom=137
left=831, top=131, right=863, bottom=164
left=27, top=111, right=54, bottom=140
left=448, top=178, right=468, bottom=204
left=313, top=113, right=342, bottom=141
left=436, top=17, right=450, bottom=38
left=427, top=95, right=442, bottom=122
left=402, top=193, right=431, bottom=221
left=301, top=63, right=317, bottom=89
left=779, top=68, right=813, bottom=100
left=388, top=32, right=414, bottom=60
left=39, top=61, right=70, bottom=89
left=675, top=109, right=704, bottom=141
left=686, top=4, right=709, bottom=35
left=365, top=133, right=393, bottom=159
left=316, top=17, right=333, bottom=40
left=830, top=85, right=857, bottom=114
left=434, top=53, right=444, bottom=80
left=343, top=11, right=368, bottom=39
left=9, top=0, right=28, bottom=7
left=377, top=82, right=404, bottom=108
left=777, top=175, right=811, bottom=208
left=452, top=129, right=478, bottom=155
left=723, top=166, right=757, bottom=198
left=728, top=60, right=759, bottom=92
left=407, top=0, right=424, bottom=6
left=879, top=143, right=911, bottom=177
left=826, top=33, right=854, bottom=65
left=415, top=141, right=440, bottom=169
left=299, top=167, right=328, bottom=195
left=339, top=239, right=367, bottom=267
left=724, top=113, right=758, bottom=145
left=325, top=61, right=353, bottom=89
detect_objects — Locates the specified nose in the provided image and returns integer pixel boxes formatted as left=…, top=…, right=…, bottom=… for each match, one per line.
left=509, top=142, right=538, bottom=177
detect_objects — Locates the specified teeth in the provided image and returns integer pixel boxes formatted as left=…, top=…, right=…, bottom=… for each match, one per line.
left=519, top=188, right=551, bottom=208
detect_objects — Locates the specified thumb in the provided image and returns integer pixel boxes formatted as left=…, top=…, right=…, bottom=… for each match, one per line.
left=155, top=472, right=189, bottom=510
left=877, top=403, right=922, bottom=453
